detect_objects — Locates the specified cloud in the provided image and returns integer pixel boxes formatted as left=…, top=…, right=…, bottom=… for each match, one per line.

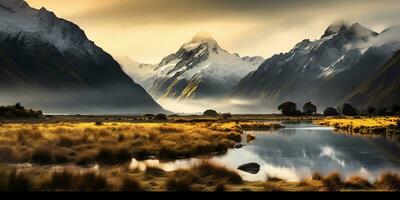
left=26, top=0, right=400, bottom=63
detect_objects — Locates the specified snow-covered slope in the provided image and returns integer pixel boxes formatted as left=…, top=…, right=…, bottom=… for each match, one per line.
left=0, top=0, right=164, bottom=114
left=150, top=32, right=264, bottom=100
left=230, top=20, right=400, bottom=111
left=115, top=56, right=156, bottom=91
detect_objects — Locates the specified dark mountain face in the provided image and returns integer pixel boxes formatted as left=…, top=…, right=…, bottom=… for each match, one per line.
left=347, top=50, right=400, bottom=108
left=0, top=0, right=164, bottom=114
left=230, top=21, right=400, bottom=111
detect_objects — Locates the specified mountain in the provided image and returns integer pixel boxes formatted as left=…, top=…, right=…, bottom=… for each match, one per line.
left=346, top=49, right=400, bottom=108
left=0, top=0, right=164, bottom=114
left=115, top=56, right=156, bottom=91
left=149, top=32, right=264, bottom=100
left=230, top=20, right=400, bottom=111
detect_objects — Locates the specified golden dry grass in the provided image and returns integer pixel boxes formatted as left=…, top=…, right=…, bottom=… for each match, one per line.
left=0, top=122, right=243, bottom=164
left=315, top=117, right=399, bottom=135
left=0, top=163, right=398, bottom=192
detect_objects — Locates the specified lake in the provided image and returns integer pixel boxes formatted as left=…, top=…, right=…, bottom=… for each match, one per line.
left=130, top=122, right=400, bottom=182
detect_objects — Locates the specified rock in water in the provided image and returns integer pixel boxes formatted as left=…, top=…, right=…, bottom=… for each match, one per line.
left=238, top=163, right=260, bottom=174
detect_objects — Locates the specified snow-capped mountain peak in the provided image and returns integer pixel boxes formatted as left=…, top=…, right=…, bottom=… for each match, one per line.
left=150, top=32, right=264, bottom=100
left=321, top=19, right=348, bottom=38
left=0, top=0, right=95, bottom=54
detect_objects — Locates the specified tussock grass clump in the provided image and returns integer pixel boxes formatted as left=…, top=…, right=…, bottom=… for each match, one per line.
left=6, top=171, right=32, bottom=192
left=166, top=162, right=242, bottom=192
left=41, top=171, right=74, bottom=191
left=120, top=177, right=144, bottom=192
left=311, top=172, right=324, bottom=181
left=0, top=146, right=17, bottom=163
left=42, top=171, right=109, bottom=191
left=145, top=167, right=166, bottom=179
left=96, top=147, right=132, bottom=165
left=375, top=173, right=400, bottom=191
left=193, top=161, right=243, bottom=185
left=345, top=176, right=373, bottom=190
left=166, top=170, right=199, bottom=192
left=322, top=173, right=344, bottom=191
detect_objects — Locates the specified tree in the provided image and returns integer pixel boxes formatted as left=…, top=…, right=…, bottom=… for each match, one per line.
left=323, top=107, right=340, bottom=116
left=15, top=103, right=24, bottom=110
left=278, top=102, right=300, bottom=116
left=368, top=107, right=376, bottom=115
left=203, top=110, right=219, bottom=117
left=303, top=102, right=317, bottom=115
left=339, top=103, right=358, bottom=116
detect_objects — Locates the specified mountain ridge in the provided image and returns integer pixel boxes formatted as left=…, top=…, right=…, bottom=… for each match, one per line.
left=0, top=0, right=165, bottom=114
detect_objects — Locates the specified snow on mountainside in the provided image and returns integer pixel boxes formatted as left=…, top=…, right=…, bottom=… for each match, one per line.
left=0, top=0, right=164, bottom=114
left=230, top=20, right=400, bottom=111
left=0, top=0, right=97, bottom=54
left=150, top=32, right=264, bottom=100
left=115, top=56, right=156, bottom=91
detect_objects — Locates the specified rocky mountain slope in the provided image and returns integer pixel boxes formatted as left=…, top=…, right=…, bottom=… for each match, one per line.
left=230, top=20, right=400, bottom=111
left=346, top=49, right=400, bottom=108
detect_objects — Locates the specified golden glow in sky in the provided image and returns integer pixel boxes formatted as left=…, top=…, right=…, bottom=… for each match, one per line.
left=26, top=0, right=400, bottom=63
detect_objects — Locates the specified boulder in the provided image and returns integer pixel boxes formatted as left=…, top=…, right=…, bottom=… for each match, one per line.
left=238, top=163, right=260, bottom=174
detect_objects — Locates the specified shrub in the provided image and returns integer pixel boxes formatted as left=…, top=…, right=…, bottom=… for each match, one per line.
left=0, top=103, right=43, bottom=119
left=323, top=107, right=340, bottom=116
left=203, top=110, right=219, bottom=117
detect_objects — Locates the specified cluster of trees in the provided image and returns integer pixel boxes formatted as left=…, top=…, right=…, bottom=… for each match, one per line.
left=278, top=101, right=400, bottom=117
left=277, top=101, right=317, bottom=116
left=0, top=103, right=43, bottom=119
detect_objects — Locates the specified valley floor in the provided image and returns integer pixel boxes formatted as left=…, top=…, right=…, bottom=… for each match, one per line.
left=0, top=115, right=399, bottom=191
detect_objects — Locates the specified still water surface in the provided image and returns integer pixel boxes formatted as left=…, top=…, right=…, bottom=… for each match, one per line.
left=131, top=122, right=400, bottom=182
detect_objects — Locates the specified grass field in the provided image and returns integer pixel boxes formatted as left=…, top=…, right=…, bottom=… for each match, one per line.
left=0, top=116, right=399, bottom=191
left=315, top=117, right=400, bottom=135
left=1, top=161, right=399, bottom=191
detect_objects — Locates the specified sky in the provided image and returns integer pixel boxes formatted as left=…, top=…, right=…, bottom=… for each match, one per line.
left=27, top=0, right=400, bottom=64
